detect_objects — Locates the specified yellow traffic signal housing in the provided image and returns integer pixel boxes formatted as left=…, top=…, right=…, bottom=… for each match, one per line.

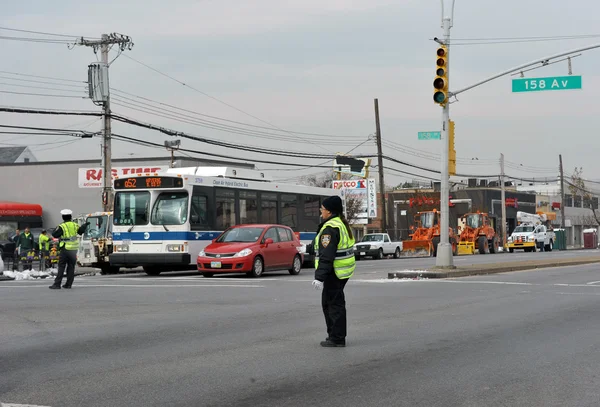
left=433, top=46, right=448, bottom=106
left=448, top=120, right=456, bottom=175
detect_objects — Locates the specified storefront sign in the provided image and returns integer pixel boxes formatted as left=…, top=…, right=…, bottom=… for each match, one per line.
left=78, top=166, right=169, bottom=188
left=505, top=198, right=518, bottom=208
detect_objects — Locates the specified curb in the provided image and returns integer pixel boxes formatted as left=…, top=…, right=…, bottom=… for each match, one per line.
left=388, top=258, right=600, bottom=279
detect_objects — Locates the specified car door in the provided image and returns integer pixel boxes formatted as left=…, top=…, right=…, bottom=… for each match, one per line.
left=383, top=234, right=392, bottom=254
left=276, top=227, right=297, bottom=268
left=261, top=227, right=281, bottom=269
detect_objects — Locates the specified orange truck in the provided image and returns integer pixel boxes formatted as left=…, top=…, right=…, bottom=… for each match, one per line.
left=400, top=209, right=458, bottom=257
left=457, top=212, right=500, bottom=255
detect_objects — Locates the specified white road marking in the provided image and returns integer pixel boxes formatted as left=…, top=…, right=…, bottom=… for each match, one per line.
left=1, top=403, right=52, bottom=407
left=0, top=284, right=264, bottom=288
left=586, top=281, right=600, bottom=285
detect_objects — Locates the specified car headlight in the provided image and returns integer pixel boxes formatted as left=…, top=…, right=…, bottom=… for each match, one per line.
left=233, top=248, right=253, bottom=257
left=198, top=250, right=206, bottom=257
left=167, top=244, right=185, bottom=252
left=528, top=236, right=536, bottom=242
left=370, top=245, right=378, bottom=250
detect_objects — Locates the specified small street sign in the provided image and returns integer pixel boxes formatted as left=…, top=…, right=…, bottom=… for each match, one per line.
left=512, top=75, right=582, bottom=93
left=418, top=131, right=441, bottom=140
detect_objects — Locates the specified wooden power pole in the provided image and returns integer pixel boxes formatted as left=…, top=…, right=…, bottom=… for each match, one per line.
left=374, top=98, right=387, bottom=233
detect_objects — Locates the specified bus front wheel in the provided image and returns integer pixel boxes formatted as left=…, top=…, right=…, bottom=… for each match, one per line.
left=143, top=266, right=162, bottom=276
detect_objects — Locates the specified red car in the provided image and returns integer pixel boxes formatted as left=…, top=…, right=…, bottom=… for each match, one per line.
left=197, top=224, right=304, bottom=278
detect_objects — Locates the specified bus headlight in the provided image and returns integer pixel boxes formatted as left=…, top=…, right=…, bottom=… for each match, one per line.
left=115, top=245, right=129, bottom=252
left=167, top=244, right=185, bottom=252
left=233, top=248, right=253, bottom=257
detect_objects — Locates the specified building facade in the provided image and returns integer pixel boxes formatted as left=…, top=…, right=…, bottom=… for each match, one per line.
left=0, top=156, right=255, bottom=228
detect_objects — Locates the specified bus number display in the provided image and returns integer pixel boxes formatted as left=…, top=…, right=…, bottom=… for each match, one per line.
left=114, top=176, right=184, bottom=189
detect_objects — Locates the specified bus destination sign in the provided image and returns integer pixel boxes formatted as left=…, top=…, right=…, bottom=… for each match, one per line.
left=114, top=176, right=184, bottom=190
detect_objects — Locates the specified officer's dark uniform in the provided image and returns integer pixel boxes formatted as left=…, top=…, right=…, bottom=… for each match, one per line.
left=50, top=212, right=88, bottom=289
left=314, top=220, right=349, bottom=346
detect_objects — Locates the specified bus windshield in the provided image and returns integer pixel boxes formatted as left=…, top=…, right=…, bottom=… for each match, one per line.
left=113, top=192, right=150, bottom=225
left=151, top=192, right=189, bottom=225
left=83, top=215, right=109, bottom=240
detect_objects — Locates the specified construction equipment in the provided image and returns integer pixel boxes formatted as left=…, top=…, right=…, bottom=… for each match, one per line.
left=400, top=210, right=458, bottom=257
left=457, top=212, right=499, bottom=255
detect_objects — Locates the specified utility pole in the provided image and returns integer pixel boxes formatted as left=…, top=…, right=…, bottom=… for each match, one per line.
left=374, top=98, right=387, bottom=233
left=80, top=33, right=133, bottom=211
left=500, top=153, right=507, bottom=249
left=165, top=140, right=181, bottom=168
left=559, top=154, right=566, bottom=228
left=435, top=0, right=456, bottom=268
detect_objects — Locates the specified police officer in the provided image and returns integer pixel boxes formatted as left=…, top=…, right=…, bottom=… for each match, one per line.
left=310, top=195, right=356, bottom=347
left=49, top=209, right=88, bottom=289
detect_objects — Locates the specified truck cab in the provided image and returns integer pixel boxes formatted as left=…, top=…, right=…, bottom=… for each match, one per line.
left=77, top=211, right=119, bottom=274
left=354, top=233, right=402, bottom=260
left=508, top=222, right=554, bottom=252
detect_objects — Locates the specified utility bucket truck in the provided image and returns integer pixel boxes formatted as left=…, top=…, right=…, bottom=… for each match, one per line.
left=507, top=211, right=555, bottom=253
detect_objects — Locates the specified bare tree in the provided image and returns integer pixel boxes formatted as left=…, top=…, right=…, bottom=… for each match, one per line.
left=569, top=167, right=600, bottom=226
left=299, top=171, right=364, bottom=225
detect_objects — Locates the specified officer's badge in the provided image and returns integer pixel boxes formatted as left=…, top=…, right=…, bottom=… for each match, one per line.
left=321, top=234, right=331, bottom=248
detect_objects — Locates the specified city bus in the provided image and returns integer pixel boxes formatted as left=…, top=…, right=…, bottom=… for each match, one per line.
left=109, top=167, right=340, bottom=276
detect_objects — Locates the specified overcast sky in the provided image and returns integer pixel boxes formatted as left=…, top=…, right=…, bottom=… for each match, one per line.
left=2, top=0, right=600, bottom=188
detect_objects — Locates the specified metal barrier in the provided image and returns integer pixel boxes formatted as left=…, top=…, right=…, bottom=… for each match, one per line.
left=2, top=249, right=60, bottom=272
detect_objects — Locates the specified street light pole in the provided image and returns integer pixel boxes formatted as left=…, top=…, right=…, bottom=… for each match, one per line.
left=436, top=0, right=456, bottom=268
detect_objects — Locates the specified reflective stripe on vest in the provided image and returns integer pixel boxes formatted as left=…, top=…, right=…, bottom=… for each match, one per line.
left=59, top=221, right=79, bottom=250
left=314, top=217, right=356, bottom=279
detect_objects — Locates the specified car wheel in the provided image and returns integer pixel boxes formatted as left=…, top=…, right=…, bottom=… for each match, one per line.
left=247, top=256, right=264, bottom=278
left=202, top=272, right=214, bottom=278
left=377, top=248, right=384, bottom=259
left=394, top=247, right=401, bottom=259
left=289, top=255, right=302, bottom=275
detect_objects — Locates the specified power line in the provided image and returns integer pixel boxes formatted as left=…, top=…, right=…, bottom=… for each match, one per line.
left=0, top=81, right=87, bottom=93
left=0, top=90, right=87, bottom=99
left=110, top=97, right=361, bottom=146
left=111, top=88, right=359, bottom=140
left=0, top=26, right=100, bottom=39
left=119, top=53, right=338, bottom=153
left=0, top=70, right=86, bottom=84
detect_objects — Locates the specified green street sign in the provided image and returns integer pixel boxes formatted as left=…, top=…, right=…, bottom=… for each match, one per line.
left=512, top=75, right=582, bottom=93
left=418, top=131, right=441, bottom=140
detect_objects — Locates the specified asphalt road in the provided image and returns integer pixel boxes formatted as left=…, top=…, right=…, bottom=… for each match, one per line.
left=3, top=252, right=600, bottom=406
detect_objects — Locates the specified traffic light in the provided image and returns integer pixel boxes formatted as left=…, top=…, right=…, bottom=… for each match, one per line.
left=433, top=45, right=448, bottom=106
left=334, top=155, right=368, bottom=174
left=448, top=120, right=456, bottom=175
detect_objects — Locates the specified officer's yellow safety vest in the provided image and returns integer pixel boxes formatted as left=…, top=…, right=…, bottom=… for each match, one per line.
left=39, top=234, right=50, bottom=251
left=314, top=217, right=356, bottom=279
left=59, top=221, right=79, bottom=251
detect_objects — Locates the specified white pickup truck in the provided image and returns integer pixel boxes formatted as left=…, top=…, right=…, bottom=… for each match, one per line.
left=354, top=233, right=402, bottom=260
left=507, top=223, right=555, bottom=252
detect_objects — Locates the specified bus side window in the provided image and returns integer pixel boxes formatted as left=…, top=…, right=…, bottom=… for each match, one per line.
left=191, top=195, right=208, bottom=226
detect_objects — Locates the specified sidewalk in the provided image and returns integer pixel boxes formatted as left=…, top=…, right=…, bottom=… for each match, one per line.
left=388, top=255, right=600, bottom=279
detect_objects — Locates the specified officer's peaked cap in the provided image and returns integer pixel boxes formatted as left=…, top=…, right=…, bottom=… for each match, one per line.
left=60, top=209, right=73, bottom=216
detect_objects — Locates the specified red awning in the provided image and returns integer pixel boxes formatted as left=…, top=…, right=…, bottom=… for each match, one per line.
left=0, top=201, right=43, bottom=216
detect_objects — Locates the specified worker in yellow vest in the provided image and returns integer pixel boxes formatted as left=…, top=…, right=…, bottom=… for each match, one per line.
left=49, top=209, right=89, bottom=289
left=309, top=195, right=356, bottom=347
left=39, top=229, right=51, bottom=268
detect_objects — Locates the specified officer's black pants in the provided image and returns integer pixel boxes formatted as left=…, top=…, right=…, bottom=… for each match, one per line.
left=322, top=275, right=348, bottom=342
left=54, top=250, right=77, bottom=287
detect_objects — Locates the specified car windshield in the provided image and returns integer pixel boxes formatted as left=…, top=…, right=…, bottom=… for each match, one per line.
left=514, top=225, right=535, bottom=233
left=216, top=227, right=265, bottom=243
left=114, top=192, right=150, bottom=225
left=151, top=192, right=189, bottom=225
left=361, top=235, right=383, bottom=242
left=83, top=215, right=109, bottom=240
